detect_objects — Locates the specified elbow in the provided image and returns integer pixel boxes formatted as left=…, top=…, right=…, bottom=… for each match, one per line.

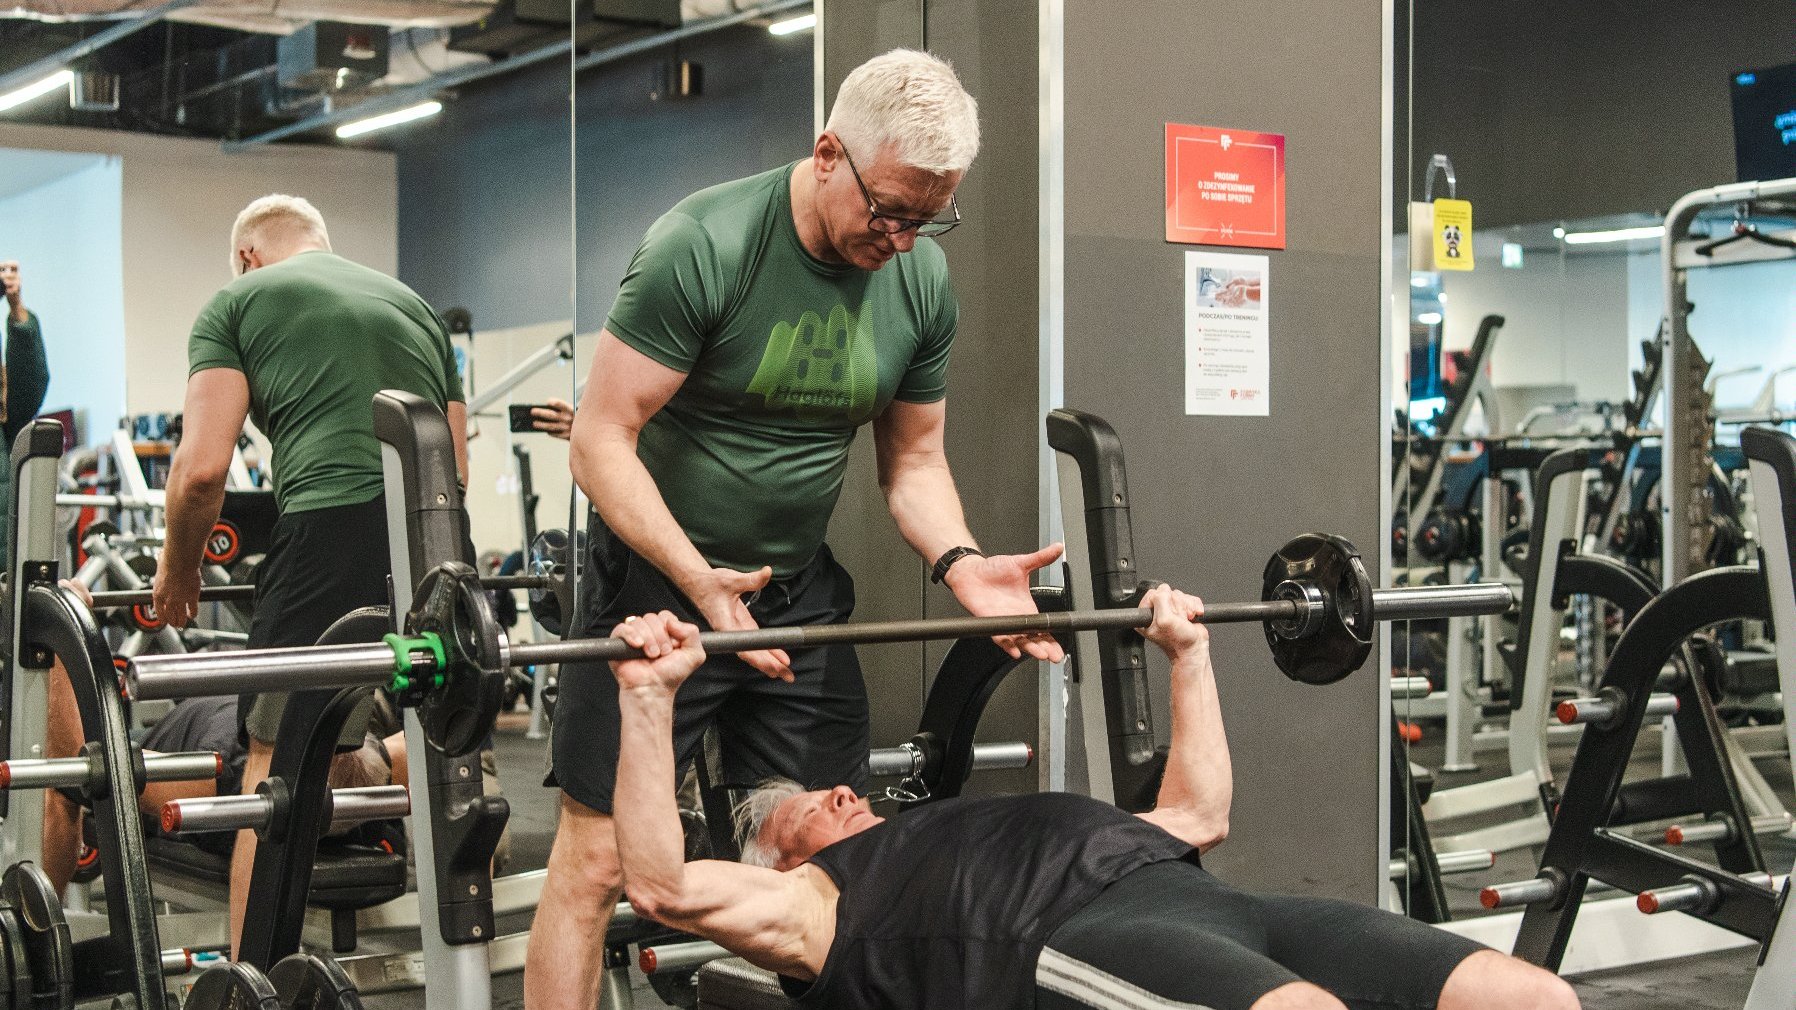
left=170, top=460, right=229, bottom=496
left=1195, top=816, right=1229, bottom=854
left=623, top=882, right=692, bottom=928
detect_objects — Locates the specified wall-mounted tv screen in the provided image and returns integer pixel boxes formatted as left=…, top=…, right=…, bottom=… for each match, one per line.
left=1732, top=62, right=1796, bottom=183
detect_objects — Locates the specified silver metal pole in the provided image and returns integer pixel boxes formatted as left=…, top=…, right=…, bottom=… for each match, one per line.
left=162, top=785, right=409, bottom=835
left=866, top=741, right=1033, bottom=779
left=0, top=751, right=219, bottom=790
left=127, top=642, right=397, bottom=701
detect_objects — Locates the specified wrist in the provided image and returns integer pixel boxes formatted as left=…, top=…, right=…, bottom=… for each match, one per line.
left=930, top=545, right=984, bottom=586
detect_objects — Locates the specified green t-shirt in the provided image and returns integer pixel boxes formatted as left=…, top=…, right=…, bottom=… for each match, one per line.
left=188, top=251, right=464, bottom=514
left=607, top=162, right=957, bottom=578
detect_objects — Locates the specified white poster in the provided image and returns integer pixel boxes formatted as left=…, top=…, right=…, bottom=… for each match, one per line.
left=1184, top=250, right=1269, bottom=416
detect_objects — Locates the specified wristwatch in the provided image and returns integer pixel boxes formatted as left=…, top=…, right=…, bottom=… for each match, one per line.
left=930, top=546, right=985, bottom=585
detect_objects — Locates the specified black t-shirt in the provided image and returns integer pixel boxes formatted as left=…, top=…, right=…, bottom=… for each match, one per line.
left=782, top=792, right=1196, bottom=1010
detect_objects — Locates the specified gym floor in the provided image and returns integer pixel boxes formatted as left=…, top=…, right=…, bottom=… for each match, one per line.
left=353, top=711, right=1786, bottom=1010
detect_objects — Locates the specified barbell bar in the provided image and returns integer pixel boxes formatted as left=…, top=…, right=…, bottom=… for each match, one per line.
left=127, top=581, right=1512, bottom=704
left=85, top=574, right=549, bottom=612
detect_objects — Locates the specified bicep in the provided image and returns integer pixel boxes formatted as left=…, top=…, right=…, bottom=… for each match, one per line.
left=177, top=369, right=251, bottom=481
left=575, top=329, right=688, bottom=440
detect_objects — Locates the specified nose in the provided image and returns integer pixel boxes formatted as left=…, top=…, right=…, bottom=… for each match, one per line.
left=888, top=229, right=918, bottom=253
left=828, top=785, right=858, bottom=810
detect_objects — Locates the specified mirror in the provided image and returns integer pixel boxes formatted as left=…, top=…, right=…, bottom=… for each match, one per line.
left=0, top=5, right=576, bottom=887
left=1392, top=2, right=1796, bottom=936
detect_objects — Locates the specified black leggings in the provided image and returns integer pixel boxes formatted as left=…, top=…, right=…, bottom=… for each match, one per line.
left=1037, top=860, right=1487, bottom=1010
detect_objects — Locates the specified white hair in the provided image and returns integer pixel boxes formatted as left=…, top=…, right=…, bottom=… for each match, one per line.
left=733, top=777, right=806, bottom=868
left=825, top=49, right=980, bottom=174
left=230, top=194, right=331, bottom=275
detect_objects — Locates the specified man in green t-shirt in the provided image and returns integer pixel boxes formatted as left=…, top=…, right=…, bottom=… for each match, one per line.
left=151, top=194, right=467, bottom=954
left=528, top=49, right=1065, bottom=1010
left=0, top=259, right=51, bottom=567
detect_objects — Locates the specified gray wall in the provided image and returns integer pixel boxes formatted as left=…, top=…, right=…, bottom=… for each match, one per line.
left=820, top=1, right=1044, bottom=793
left=393, top=24, right=814, bottom=331
left=1397, top=0, right=1796, bottom=228
left=825, top=0, right=1388, bottom=897
left=1060, top=0, right=1386, bottom=899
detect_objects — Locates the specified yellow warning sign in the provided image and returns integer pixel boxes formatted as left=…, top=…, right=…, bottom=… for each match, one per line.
left=1432, top=198, right=1474, bottom=271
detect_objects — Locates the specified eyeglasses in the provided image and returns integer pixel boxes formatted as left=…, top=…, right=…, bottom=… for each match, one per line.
left=839, top=142, right=963, bottom=239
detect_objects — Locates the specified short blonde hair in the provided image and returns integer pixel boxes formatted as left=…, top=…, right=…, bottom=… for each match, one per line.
left=825, top=49, right=980, bottom=174
left=733, top=777, right=806, bottom=868
left=230, top=194, right=331, bottom=275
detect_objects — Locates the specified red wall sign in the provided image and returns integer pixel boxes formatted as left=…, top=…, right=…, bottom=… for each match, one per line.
left=1164, top=123, right=1286, bottom=249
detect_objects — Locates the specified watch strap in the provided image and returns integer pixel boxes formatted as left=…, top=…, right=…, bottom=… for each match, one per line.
left=930, top=546, right=985, bottom=584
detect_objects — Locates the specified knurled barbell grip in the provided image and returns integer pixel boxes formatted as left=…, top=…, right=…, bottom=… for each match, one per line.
left=128, top=582, right=1514, bottom=702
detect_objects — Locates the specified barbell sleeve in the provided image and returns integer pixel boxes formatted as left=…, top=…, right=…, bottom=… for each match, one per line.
left=1480, top=873, right=1563, bottom=910
left=1388, top=848, right=1494, bottom=880
left=1638, top=873, right=1772, bottom=915
left=639, top=941, right=730, bottom=977
left=867, top=741, right=1033, bottom=779
left=162, top=950, right=195, bottom=976
left=1555, top=691, right=1678, bottom=727
left=130, top=643, right=403, bottom=701
left=161, top=785, right=410, bottom=836
left=1665, top=814, right=1792, bottom=846
left=0, top=752, right=221, bottom=791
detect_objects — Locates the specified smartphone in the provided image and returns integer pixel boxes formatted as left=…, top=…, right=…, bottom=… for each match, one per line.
left=509, top=404, right=548, bottom=433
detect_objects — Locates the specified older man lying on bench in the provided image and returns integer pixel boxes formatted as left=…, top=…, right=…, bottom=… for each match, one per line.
left=607, top=589, right=1578, bottom=1010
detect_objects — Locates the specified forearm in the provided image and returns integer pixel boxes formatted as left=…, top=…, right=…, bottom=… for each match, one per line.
left=573, top=426, right=713, bottom=594
left=1155, top=651, right=1232, bottom=850
left=881, top=453, right=977, bottom=565
left=161, top=462, right=228, bottom=575
left=613, top=687, right=692, bottom=909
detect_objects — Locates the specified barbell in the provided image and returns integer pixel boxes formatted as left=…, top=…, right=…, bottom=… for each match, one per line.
left=125, top=534, right=1512, bottom=756
left=82, top=574, right=549, bottom=612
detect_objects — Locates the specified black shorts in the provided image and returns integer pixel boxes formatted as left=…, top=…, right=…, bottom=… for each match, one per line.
left=241, top=496, right=394, bottom=746
left=141, top=696, right=246, bottom=857
left=545, top=523, right=870, bottom=815
left=143, top=696, right=247, bottom=797
left=1037, top=860, right=1487, bottom=1010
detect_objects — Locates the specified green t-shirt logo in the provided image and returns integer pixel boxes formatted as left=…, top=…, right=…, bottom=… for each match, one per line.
left=746, top=302, right=879, bottom=422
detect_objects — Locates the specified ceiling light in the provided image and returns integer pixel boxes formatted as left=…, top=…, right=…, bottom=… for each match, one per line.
left=1416, top=311, right=1444, bottom=325
left=1560, top=225, right=1664, bottom=246
left=768, top=12, right=816, bottom=35
left=336, top=100, right=442, bottom=139
left=0, top=69, right=73, bottom=113
left=1552, top=226, right=1566, bottom=239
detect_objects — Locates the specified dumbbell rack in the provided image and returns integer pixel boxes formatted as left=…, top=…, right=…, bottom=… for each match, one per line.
left=1487, top=427, right=1796, bottom=1005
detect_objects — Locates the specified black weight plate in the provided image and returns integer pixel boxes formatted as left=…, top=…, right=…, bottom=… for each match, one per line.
left=1, top=864, right=71, bottom=1010
left=266, top=953, right=363, bottom=1010
left=409, top=563, right=507, bottom=757
left=0, top=907, right=30, bottom=1010
left=184, top=963, right=281, bottom=1010
left=1261, top=534, right=1374, bottom=685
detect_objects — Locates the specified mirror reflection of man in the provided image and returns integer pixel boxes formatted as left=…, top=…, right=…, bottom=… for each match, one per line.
left=0, top=259, right=51, bottom=564
left=151, top=195, right=468, bottom=956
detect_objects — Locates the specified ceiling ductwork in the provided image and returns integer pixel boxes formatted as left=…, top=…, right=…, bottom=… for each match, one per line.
left=6, top=0, right=497, bottom=34
left=6, top=0, right=748, bottom=34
